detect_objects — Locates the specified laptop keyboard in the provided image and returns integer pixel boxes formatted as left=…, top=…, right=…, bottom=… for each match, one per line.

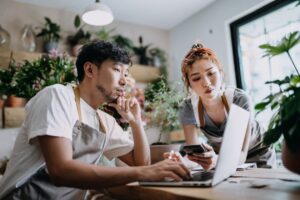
left=187, top=170, right=214, bottom=181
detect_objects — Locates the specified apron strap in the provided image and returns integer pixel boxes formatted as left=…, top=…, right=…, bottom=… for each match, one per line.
left=198, top=93, right=230, bottom=128
left=221, top=92, right=230, bottom=113
left=74, top=87, right=83, bottom=122
left=73, top=86, right=106, bottom=133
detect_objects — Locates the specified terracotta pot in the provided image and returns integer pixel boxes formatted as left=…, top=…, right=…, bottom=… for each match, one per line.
left=6, top=96, right=26, bottom=107
left=0, top=99, right=4, bottom=109
left=281, top=141, right=300, bottom=175
left=150, top=143, right=181, bottom=164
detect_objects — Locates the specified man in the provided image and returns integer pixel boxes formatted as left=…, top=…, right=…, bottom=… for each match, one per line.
left=0, top=41, right=190, bottom=199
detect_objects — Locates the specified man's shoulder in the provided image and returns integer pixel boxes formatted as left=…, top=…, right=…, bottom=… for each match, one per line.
left=27, top=84, right=74, bottom=108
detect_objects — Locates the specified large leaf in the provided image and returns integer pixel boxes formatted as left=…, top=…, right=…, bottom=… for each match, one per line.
left=259, top=31, right=300, bottom=58
left=263, top=126, right=283, bottom=145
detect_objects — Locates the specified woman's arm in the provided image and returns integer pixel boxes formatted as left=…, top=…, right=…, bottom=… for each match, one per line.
left=183, top=124, right=200, bottom=145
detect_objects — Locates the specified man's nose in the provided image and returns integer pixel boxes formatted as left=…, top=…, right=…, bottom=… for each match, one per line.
left=119, top=75, right=127, bottom=86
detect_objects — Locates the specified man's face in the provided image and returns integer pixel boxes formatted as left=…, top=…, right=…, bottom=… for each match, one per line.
left=94, top=60, right=129, bottom=103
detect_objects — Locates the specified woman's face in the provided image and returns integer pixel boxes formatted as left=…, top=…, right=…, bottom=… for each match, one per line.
left=188, top=59, right=222, bottom=100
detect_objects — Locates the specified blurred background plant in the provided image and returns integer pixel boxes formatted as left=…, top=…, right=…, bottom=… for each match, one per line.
left=255, top=31, right=300, bottom=153
left=0, top=49, right=77, bottom=100
left=149, top=47, right=167, bottom=68
left=66, top=14, right=91, bottom=56
left=36, top=17, right=61, bottom=52
left=133, top=36, right=151, bottom=65
left=144, top=76, right=184, bottom=144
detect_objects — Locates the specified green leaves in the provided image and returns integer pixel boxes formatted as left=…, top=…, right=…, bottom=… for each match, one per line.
left=36, top=17, right=61, bottom=42
left=74, top=15, right=81, bottom=28
left=144, top=77, right=184, bottom=142
left=259, top=31, right=300, bottom=57
left=0, top=53, right=76, bottom=99
left=255, top=74, right=300, bottom=152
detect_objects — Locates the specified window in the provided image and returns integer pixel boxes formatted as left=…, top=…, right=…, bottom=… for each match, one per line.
left=230, top=0, right=300, bottom=127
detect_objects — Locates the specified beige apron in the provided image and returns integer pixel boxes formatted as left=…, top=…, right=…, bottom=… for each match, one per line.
left=5, top=87, right=107, bottom=200
left=197, top=93, right=276, bottom=168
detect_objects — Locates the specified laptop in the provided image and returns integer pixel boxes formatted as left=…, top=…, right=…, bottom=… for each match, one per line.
left=140, top=104, right=250, bottom=187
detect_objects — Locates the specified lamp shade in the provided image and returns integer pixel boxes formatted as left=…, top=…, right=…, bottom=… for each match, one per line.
left=82, top=1, right=113, bottom=26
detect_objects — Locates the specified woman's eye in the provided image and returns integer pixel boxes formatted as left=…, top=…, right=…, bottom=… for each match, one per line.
left=192, top=77, right=200, bottom=81
left=208, top=72, right=216, bottom=76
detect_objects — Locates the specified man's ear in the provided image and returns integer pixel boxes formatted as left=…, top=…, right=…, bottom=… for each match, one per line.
left=83, top=62, right=95, bottom=78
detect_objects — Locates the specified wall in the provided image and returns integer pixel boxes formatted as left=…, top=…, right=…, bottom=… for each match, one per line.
left=0, top=0, right=169, bottom=60
left=169, top=0, right=273, bottom=86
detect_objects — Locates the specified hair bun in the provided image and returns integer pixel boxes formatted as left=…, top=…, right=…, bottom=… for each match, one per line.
left=191, top=42, right=204, bottom=49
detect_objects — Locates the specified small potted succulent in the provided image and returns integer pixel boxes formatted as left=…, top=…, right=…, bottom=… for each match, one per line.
left=36, top=17, right=61, bottom=52
left=255, top=31, right=300, bottom=174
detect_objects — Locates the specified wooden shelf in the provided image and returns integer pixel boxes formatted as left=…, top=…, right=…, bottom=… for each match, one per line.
left=0, top=49, right=42, bottom=69
left=130, top=64, right=160, bottom=83
left=0, top=50, right=160, bottom=83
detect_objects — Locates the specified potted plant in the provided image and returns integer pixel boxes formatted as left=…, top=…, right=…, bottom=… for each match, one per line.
left=144, top=76, right=184, bottom=163
left=66, top=15, right=91, bottom=56
left=112, top=34, right=134, bottom=55
left=133, top=36, right=151, bottom=65
left=149, top=47, right=167, bottom=68
left=0, top=60, right=27, bottom=107
left=0, top=50, right=76, bottom=100
left=255, top=31, right=300, bottom=174
left=94, top=28, right=134, bottom=55
left=36, top=17, right=61, bottom=52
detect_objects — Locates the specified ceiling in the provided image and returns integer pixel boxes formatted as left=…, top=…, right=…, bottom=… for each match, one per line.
left=15, top=0, right=216, bottom=30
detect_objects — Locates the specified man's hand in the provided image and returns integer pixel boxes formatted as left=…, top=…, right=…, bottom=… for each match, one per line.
left=109, top=96, right=141, bottom=123
left=187, top=143, right=218, bottom=170
left=137, top=159, right=191, bottom=182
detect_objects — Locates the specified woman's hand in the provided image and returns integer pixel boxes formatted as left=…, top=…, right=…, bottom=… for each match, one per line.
left=187, top=143, right=218, bottom=170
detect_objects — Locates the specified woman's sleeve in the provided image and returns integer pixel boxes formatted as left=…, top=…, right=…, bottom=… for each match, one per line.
left=179, top=99, right=197, bottom=125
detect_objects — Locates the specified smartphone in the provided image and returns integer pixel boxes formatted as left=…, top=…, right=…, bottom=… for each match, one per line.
left=182, top=144, right=207, bottom=155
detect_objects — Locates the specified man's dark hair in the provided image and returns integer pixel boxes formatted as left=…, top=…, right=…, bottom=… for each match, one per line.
left=76, top=40, right=131, bottom=82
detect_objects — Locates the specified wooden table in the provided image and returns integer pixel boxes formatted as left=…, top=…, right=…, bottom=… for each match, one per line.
left=106, top=168, right=300, bottom=200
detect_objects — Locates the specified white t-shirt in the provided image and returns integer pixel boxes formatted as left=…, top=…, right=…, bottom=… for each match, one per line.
left=0, top=84, right=134, bottom=198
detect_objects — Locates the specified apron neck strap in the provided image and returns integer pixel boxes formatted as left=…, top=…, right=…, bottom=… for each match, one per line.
left=198, top=93, right=230, bottom=128
left=74, top=86, right=83, bottom=122
left=73, top=86, right=107, bottom=133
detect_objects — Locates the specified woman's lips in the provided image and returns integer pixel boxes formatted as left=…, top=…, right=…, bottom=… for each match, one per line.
left=205, top=88, right=213, bottom=94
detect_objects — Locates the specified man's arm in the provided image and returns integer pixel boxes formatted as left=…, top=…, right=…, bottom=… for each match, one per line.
left=38, top=136, right=189, bottom=189
left=118, top=119, right=150, bottom=166
left=109, top=97, right=150, bottom=166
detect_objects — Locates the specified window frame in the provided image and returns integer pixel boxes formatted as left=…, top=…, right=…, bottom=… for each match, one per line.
left=229, top=0, right=298, bottom=89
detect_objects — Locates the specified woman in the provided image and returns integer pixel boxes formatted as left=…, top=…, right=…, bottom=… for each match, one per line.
left=179, top=43, right=276, bottom=170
